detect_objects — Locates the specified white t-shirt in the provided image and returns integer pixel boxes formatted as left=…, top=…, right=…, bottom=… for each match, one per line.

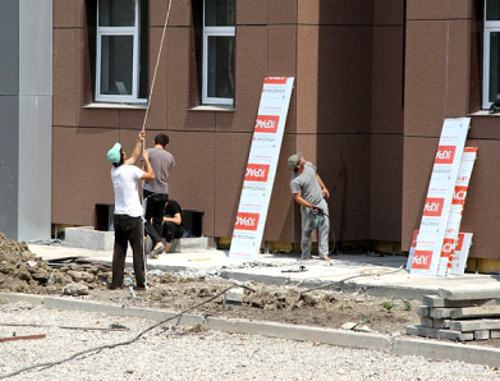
left=111, top=164, right=145, bottom=217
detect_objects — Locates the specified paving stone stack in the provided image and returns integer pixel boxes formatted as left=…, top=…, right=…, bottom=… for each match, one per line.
left=407, top=287, right=500, bottom=341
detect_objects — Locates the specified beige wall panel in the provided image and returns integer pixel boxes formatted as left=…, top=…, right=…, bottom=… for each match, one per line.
left=298, top=0, right=343, bottom=25
left=369, top=134, right=403, bottom=241
left=374, top=0, right=404, bottom=25
left=372, top=26, right=404, bottom=134
left=145, top=27, right=168, bottom=131
left=447, top=0, right=472, bottom=19
left=268, top=25, right=296, bottom=77
left=217, top=26, right=267, bottom=132
left=52, top=127, right=119, bottom=225
left=446, top=20, right=471, bottom=117
left=166, top=28, right=216, bottom=131
left=401, top=136, right=437, bottom=249
left=166, top=131, right=216, bottom=236
left=460, top=139, right=500, bottom=260
left=265, top=134, right=297, bottom=241
left=404, top=21, right=447, bottom=137
left=342, top=27, right=372, bottom=134
left=150, top=0, right=191, bottom=27
left=53, top=29, right=78, bottom=127
left=268, top=0, right=297, bottom=25
left=344, top=0, right=374, bottom=25
left=237, top=0, right=268, bottom=25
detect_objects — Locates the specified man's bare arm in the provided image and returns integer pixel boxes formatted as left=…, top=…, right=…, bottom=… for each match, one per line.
left=316, top=174, right=330, bottom=199
left=293, top=192, right=314, bottom=208
left=125, top=132, right=145, bottom=165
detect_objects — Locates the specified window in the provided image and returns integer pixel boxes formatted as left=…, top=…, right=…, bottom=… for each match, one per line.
left=96, top=0, right=147, bottom=103
left=483, top=0, right=500, bottom=108
left=202, top=0, right=235, bottom=105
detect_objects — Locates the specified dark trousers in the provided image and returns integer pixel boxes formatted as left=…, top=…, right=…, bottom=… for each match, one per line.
left=112, top=214, right=145, bottom=288
left=162, top=222, right=184, bottom=243
left=143, top=190, right=168, bottom=246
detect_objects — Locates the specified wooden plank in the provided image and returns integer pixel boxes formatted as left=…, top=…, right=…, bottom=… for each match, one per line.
left=0, top=334, right=46, bottom=343
left=450, top=319, right=500, bottom=332
left=423, top=295, right=499, bottom=308
left=451, top=305, right=500, bottom=319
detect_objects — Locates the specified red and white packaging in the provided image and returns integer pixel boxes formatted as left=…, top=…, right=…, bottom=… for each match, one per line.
left=410, top=118, right=470, bottom=276
left=436, top=147, right=478, bottom=276
left=229, top=77, right=295, bottom=260
left=406, top=229, right=419, bottom=270
left=449, top=233, right=473, bottom=275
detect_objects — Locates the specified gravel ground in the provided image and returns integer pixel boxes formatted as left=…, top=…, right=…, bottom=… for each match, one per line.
left=0, top=303, right=499, bottom=380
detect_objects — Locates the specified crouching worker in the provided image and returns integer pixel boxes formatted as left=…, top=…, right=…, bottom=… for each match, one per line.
left=288, top=152, right=330, bottom=261
left=106, top=132, right=155, bottom=290
left=160, top=199, right=184, bottom=255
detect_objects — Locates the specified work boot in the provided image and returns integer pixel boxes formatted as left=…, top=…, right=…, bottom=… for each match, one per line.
left=150, top=242, right=165, bottom=258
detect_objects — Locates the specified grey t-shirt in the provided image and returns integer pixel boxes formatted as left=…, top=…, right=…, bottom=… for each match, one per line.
left=290, top=161, right=323, bottom=205
left=143, top=147, right=175, bottom=194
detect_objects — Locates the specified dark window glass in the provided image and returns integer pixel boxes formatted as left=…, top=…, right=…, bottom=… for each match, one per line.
left=489, top=32, right=500, bottom=103
left=207, top=36, right=235, bottom=99
left=205, top=0, right=235, bottom=26
left=99, top=0, right=135, bottom=26
left=100, top=36, right=134, bottom=95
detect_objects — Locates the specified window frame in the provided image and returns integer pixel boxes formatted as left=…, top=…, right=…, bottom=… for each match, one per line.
left=482, top=0, right=500, bottom=109
left=95, top=0, right=145, bottom=103
left=202, top=0, right=235, bottom=106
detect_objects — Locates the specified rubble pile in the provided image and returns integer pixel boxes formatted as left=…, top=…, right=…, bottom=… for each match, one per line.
left=0, top=233, right=111, bottom=295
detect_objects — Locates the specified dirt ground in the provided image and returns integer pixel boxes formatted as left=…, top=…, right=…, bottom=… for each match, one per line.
left=1, top=233, right=500, bottom=347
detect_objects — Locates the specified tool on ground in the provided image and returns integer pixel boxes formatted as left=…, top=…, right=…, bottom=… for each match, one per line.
left=281, top=265, right=307, bottom=273
left=0, top=334, right=46, bottom=343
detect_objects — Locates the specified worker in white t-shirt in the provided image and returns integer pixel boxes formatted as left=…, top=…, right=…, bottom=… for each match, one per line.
left=106, top=132, right=155, bottom=290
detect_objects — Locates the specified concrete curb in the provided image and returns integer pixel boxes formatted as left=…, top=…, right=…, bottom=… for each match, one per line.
left=2, top=292, right=500, bottom=368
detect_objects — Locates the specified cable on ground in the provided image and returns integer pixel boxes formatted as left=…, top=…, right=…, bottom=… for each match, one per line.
left=0, top=283, right=253, bottom=380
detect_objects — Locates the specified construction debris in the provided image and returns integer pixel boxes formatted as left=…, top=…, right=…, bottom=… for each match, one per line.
left=0, top=334, right=46, bottom=343
left=407, top=289, right=500, bottom=341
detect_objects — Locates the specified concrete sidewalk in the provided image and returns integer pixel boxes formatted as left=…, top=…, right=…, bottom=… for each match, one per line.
left=28, top=243, right=500, bottom=300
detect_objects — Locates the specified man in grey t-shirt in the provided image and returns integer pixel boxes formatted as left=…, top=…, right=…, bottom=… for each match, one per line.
left=288, top=152, right=330, bottom=260
left=143, top=133, right=176, bottom=257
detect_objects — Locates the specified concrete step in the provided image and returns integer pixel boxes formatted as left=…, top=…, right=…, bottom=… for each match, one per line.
left=64, top=227, right=212, bottom=252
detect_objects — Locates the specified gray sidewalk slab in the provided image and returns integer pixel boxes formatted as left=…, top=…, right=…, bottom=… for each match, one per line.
left=28, top=243, right=500, bottom=300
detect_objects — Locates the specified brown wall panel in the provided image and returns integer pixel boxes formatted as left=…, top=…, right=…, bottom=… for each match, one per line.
left=374, top=0, right=404, bottom=25
left=145, top=27, right=168, bottom=131
left=53, top=0, right=84, bottom=28
left=344, top=0, right=374, bottom=25
left=470, top=117, right=500, bottom=140
left=369, top=135, right=403, bottom=241
left=446, top=20, right=471, bottom=117
left=401, top=136, right=437, bottom=249
left=268, top=25, right=296, bottom=76
left=165, top=28, right=216, bottom=131
left=150, top=0, right=192, bottom=27
left=216, top=26, right=267, bottom=132
left=166, top=131, right=216, bottom=236
left=459, top=139, right=500, bottom=260
left=268, top=0, right=297, bottom=25
left=118, top=110, right=146, bottom=130
left=213, top=132, right=252, bottom=238
left=407, top=0, right=472, bottom=20
left=53, top=29, right=78, bottom=127
left=404, top=21, right=447, bottom=137
left=52, top=127, right=119, bottom=225
left=236, top=0, right=268, bottom=25
left=297, top=25, right=344, bottom=134
left=338, top=134, right=371, bottom=240
left=372, top=26, right=404, bottom=134
left=342, top=27, right=373, bottom=134
left=314, top=134, right=343, bottom=239
left=298, top=0, right=343, bottom=25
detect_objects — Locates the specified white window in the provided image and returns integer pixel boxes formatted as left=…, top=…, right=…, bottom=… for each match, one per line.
left=483, top=0, right=500, bottom=109
left=96, top=0, right=145, bottom=103
left=202, top=0, right=235, bottom=106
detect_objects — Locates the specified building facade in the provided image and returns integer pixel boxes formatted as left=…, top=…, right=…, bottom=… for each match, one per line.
left=46, top=0, right=500, bottom=267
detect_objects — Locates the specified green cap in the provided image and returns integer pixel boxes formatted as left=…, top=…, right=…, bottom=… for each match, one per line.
left=287, top=151, right=302, bottom=169
left=107, top=143, right=122, bottom=164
